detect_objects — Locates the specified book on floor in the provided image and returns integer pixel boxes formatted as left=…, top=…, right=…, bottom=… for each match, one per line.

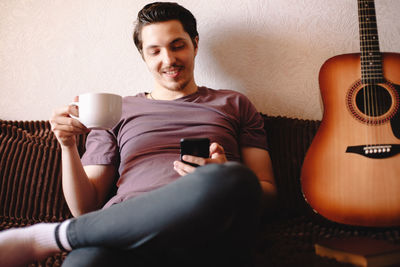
left=314, top=236, right=400, bottom=267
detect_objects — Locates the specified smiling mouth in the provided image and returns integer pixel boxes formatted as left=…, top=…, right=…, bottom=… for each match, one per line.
left=162, top=67, right=183, bottom=78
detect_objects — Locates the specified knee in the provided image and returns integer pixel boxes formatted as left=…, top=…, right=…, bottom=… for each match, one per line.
left=195, top=162, right=262, bottom=200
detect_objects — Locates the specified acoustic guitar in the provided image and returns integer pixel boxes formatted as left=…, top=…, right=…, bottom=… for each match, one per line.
left=301, top=0, right=400, bottom=227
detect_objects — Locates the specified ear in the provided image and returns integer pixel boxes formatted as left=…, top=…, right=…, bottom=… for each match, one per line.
left=193, top=36, right=199, bottom=56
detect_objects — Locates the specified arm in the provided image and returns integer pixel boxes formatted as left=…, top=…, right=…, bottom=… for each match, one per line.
left=61, top=146, right=117, bottom=216
left=50, top=104, right=117, bottom=217
left=241, top=147, right=277, bottom=211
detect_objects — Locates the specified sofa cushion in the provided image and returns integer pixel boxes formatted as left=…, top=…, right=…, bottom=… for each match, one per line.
left=262, top=115, right=320, bottom=218
left=0, top=121, right=87, bottom=227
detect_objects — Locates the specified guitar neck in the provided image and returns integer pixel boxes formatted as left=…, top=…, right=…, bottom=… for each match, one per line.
left=358, top=0, right=384, bottom=83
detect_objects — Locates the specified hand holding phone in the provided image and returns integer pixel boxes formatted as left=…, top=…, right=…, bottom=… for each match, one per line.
left=180, top=138, right=210, bottom=167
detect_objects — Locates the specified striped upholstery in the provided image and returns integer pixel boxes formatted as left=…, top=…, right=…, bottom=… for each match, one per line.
left=262, top=115, right=320, bottom=218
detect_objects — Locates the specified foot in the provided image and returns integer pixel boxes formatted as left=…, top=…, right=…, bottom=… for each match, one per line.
left=0, top=224, right=59, bottom=267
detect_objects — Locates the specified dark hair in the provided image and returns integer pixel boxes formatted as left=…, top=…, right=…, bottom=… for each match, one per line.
left=133, top=2, right=199, bottom=54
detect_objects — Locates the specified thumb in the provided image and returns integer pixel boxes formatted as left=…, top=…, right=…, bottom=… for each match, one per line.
left=210, top=142, right=224, bottom=156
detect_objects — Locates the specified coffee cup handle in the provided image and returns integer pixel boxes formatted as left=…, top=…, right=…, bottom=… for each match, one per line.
left=69, top=101, right=80, bottom=121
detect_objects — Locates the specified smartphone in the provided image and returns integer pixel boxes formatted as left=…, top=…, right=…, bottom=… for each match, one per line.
left=180, top=138, right=210, bottom=167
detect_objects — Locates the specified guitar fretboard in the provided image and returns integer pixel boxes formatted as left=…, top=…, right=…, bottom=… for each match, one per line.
left=358, top=0, right=383, bottom=83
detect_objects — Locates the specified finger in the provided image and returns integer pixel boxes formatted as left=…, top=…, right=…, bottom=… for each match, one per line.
left=173, top=161, right=188, bottom=176
left=51, top=105, right=73, bottom=118
left=50, top=105, right=80, bottom=129
left=174, top=166, right=187, bottom=176
left=67, top=104, right=79, bottom=117
left=209, top=143, right=226, bottom=162
left=182, top=155, right=207, bottom=166
left=52, top=123, right=89, bottom=135
left=50, top=115, right=88, bottom=134
left=174, top=160, right=196, bottom=173
left=52, top=113, right=86, bottom=129
left=210, top=142, right=225, bottom=155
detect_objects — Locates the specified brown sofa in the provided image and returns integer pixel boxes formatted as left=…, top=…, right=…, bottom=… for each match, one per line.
left=1, top=115, right=399, bottom=266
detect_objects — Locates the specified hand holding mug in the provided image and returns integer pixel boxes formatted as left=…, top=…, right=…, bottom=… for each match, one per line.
left=70, top=93, right=122, bottom=130
left=50, top=93, right=122, bottom=148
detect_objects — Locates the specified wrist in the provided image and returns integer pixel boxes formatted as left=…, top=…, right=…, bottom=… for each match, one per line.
left=56, top=135, right=77, bottom=149
left=60, top=142, right=78, bottom=152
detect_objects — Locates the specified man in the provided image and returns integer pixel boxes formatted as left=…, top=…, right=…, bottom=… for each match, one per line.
left=0, top=2, right=276, bottom=266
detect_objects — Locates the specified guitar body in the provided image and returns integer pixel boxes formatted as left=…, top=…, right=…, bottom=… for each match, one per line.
left=301, top=53, right=400, bottom=227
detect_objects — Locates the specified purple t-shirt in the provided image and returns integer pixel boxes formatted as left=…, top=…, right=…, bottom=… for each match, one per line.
left=81, top=87, right=268, bottom=208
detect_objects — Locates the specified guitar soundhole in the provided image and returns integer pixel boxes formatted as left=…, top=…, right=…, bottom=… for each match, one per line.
left=355, top=85, right=392, bottom=117
left=347, top=80, right=399, bottom=124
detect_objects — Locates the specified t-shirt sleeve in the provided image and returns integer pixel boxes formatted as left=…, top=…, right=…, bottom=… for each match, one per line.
left=81, top=130, right=120, bottom=166
left=238, top=95, right=269, bottom=151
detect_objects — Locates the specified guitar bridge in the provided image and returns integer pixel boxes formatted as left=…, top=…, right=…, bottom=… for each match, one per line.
left=346, top=144, right=400, bottom=158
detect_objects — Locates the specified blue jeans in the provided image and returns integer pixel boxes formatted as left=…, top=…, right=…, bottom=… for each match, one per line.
left=62, top=162, right=262, bottom=267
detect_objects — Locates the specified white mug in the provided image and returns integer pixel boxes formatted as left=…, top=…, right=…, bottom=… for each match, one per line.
left=71, top=93, right=122, bottom=130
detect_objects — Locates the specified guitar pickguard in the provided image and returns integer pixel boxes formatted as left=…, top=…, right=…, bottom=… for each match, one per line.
left=391, top=83, right=400, bottom=139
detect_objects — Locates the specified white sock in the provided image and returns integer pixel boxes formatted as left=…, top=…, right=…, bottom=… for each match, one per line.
left=0, top=220, right=76, bottom=267
left=0, top=223, right=60, bottom=267
left=57, top=219, right=72, bottom=251
left=31, top=223, right=59, bottom=252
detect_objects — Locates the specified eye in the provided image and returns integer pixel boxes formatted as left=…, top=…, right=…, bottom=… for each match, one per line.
left=171, top=42, right=186, bottom=51
left=149, top=49, right=160, bottom=55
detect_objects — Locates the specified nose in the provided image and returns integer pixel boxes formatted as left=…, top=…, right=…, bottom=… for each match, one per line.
left=162, top=49, right=176, bottom=65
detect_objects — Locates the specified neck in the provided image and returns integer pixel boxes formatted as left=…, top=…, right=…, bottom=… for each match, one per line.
left=150, top=81, right=198, bottom=100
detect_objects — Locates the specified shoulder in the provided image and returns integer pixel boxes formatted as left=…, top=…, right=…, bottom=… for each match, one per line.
left=197, top=87, right=253, bottom=105
left=123, top=92, right=146, bottom=103
left=198, top=86, right=244, bottom=97
left=120, top=93, right=151, bottom=111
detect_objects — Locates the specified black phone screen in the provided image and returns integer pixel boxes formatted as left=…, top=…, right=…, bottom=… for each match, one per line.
left=180, top=138, right=210, bottom=167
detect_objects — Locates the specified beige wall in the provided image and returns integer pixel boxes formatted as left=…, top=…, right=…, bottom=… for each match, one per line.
left=1, top=0, right=399, bottom=121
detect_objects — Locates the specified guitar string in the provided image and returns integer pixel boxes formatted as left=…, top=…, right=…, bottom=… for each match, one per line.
left=370, top=1, right=378, bottom=128
left=366, top=0, right=384, bottom=148
left=369, top=0, right=383, bottom=147
left=370, top=0, right=381, bottom=146
left=368, top=0, right=378, bottom=147
left=373, top=0, right=386, bottom=145
left=360, top=0, right=372, bottom=148
left=362, top=0, right=376, bottom=147
left=358, top=0, right=395, bottom=157
left=365, top=0, right=373, bottom=146
left=359, top=1, right=367, bottom=145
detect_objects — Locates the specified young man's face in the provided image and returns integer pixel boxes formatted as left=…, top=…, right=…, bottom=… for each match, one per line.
left=141, top=20, right=198, bottom=93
